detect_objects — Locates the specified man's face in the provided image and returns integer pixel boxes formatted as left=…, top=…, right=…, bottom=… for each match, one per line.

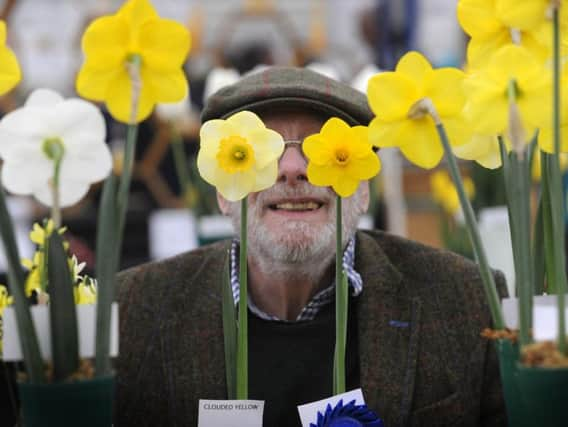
left=218, top=110, right=370, bottom=267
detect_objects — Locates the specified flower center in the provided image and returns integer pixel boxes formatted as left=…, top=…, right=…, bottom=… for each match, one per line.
left=42, top=137, right=65, bottom=162
left=334, top=147, right=350, bottom=166
left=217, top=135, right=255, bottom=173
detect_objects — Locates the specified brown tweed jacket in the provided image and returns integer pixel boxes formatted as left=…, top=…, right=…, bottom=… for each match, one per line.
left=115, top=230, right=507, bottom=427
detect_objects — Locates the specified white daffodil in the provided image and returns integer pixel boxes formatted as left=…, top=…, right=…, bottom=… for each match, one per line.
left=0, top=88, right=112, bottom=207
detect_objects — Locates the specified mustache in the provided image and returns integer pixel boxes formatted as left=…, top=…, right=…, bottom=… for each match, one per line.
left=255, top=182, right=334, bottom=205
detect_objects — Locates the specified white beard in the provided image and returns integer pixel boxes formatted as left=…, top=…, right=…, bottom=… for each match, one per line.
left=226, top=182, right=367, bottom=279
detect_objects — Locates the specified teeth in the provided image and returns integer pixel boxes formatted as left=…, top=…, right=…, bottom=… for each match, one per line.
left=275, top=202, right=319, bottom=211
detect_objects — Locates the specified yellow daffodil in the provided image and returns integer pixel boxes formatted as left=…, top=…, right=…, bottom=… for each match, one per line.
left=430, top=170, right=475, bottom=215
left=29, top=220, right=66, bottom=247
left=197, top=111, right=284, bottom=201
left=463, top=44, right=551, bottom=139
left=74, top=278, right=97, bottom=305
left=0, top=20, right=21, bottom=95
left=0, top=285, right=13, bottom=316
left=76, top=0, right=191, bottom=123
left=457, top=0, right=550, bottom=69
left=453, top=134, right=511, bottom=169
left=367, top=51, right=468, bottom=169
left=303, top=118, right=380, bottom=197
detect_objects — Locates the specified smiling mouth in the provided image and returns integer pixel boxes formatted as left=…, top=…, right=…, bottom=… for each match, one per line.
left=268, top=201, right=323, bottom=212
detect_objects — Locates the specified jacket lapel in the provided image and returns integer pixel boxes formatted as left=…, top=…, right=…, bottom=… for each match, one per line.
left=356, top=232, right=422, bottom=426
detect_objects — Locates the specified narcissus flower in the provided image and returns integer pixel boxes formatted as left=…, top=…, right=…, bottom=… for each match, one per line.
left=457, top=0, right=550, bottom=68
left=463, top=44, right=551, bottom=139
left=303, top=118, right=380, bottom=197
left=197, top=111, right=284, bottom=201
left=76, top=0, right=191, bottom=123
left=0, top=89, right=112, bottom=207
left=0, top=20, right=21, bottom=95
left=367, top=51, right=468, bottom=169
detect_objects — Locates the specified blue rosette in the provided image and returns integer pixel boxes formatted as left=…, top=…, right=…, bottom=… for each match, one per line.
left=309, top=399, right=384, bottom=427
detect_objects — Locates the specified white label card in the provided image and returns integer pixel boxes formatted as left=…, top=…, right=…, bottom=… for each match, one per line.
left=297, top=388, right=365, bottom=427
left=198, top=400, right=264, bottom=427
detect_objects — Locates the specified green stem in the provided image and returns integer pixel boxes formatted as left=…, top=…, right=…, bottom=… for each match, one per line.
left=50, top=158, right=62, bottom=229
left=333, top=195, right=347, bottom=394
left=236, top=198, right=248, bottom=399
left=0, top=186, right=44, bottom=383
left=115, top=53, right=141, bottom=267
left=504, top=79, right=533, bottom=346
left=434, top=122, right=505, bottom=329
left=552, top=5, right=567, bottom=355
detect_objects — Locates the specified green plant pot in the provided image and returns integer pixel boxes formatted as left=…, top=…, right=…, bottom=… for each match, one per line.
left=494, top=340, right=530, bottom=427
left=516, top=365, right=568, bottom=427
left=18, top=375, right=114, bottom=427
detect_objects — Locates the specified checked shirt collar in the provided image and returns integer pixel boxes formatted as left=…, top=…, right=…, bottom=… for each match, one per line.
left=230, top=237, right=363, bottom=322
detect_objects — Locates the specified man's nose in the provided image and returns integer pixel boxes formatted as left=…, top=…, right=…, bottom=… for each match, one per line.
left=277, top=144, right=307, bottom=185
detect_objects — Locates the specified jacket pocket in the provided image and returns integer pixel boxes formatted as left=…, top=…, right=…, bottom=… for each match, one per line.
left=410, top=392, right=465, bottom=427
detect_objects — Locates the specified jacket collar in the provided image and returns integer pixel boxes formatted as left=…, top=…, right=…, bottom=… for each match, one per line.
left=355, top=231, right=421, bottom=426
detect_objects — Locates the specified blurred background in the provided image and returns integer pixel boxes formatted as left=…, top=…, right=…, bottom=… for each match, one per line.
left=0, top=0, right=518, bottom=287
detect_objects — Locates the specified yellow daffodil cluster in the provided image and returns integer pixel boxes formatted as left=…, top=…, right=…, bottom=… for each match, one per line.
left=365, top=1, right=568, bottom=171
left=21, top=221, right=96, bottom=305
left=430, top=170, right=475, bottom=216
left=0, top=21, right=21, bottom=94
left=0, top=285, right=13, bottom=316
left=76, top=0, right=191, bottom=123
left=303, top=118, right=381, bottom=197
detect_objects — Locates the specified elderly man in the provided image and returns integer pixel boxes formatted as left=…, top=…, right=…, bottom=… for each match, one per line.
left=116, top=67, right=506, bottom=427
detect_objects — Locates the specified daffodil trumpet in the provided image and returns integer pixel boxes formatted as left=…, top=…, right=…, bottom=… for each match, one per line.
left=419, top=98, right=506, bottom=329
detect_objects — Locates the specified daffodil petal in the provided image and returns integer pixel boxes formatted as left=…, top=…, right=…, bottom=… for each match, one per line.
left=333, top=177, right=360, bottom=198
left=463, top=92, right=508, bottom=136
left=216, top=169, right=255, bottom=201
left=81, top=15, right=128, bottom=68
left=105, top=70, right=154, bottom=123
left=139, top=18, right=190, bottom=71
left=25, top=88, right=64, bottom=108
left=303, top=134, right=335, bottom=165
left=367, top=73, right=418, bottom=121
left=252, top=162, right=278, bottom=192
left=344, top=152, right=381, bottom=180
left=34, top=179, right=90, bottom=208
left=119, top=0, right=159, bottom=25
left=229, top=111, right=266, bottom=134
left=55, top=99, right=106, bottom=142
left=142, top=67, right=188, bottom=103
left=496, top=0, right=548, bottom=31
left=306, top=162, right=336, bottom=187
left=395, top=51, right=432, bottom=90
left=368, top=118, right=409, bottom=148
left=248, top=128, right=284, bottom=169
left=0, top=46, right=20, bottom=94
left=426, top=68, right=466, bottom=116
left=2, top=157, right=51, bottom=195
left=398, top=120, right=443, bottom=169
left=199, top=120, right=234, bottom=158
left=76, top=62, right=123, bottom=101
left=0, top=21, right=5, bottom=45
left=457, top=0, right=502, bottom=38
left=61, top=137, right=112, bottom=182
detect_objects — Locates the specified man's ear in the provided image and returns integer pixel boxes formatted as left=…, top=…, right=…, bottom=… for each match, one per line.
left=217, top=192, right=231, bottom=215
left=359, top=181, right=370, bottom=213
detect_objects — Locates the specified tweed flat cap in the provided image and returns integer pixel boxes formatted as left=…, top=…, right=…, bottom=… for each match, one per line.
left=201, top=66, right=374, bottom=126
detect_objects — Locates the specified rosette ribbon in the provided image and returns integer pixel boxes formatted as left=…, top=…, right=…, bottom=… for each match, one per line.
left=310, top=399, right=384, bottom=427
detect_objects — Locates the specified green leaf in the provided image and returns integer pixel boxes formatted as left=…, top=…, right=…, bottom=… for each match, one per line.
left=222, top=251, right=236, bottom=399
left=95, top=174, right=118, bottom=377
left=0, top=187, right=44, bottom=383
left=48, top=232, right=79, bottom=381
left=532, top=191, right=545, bottom=296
